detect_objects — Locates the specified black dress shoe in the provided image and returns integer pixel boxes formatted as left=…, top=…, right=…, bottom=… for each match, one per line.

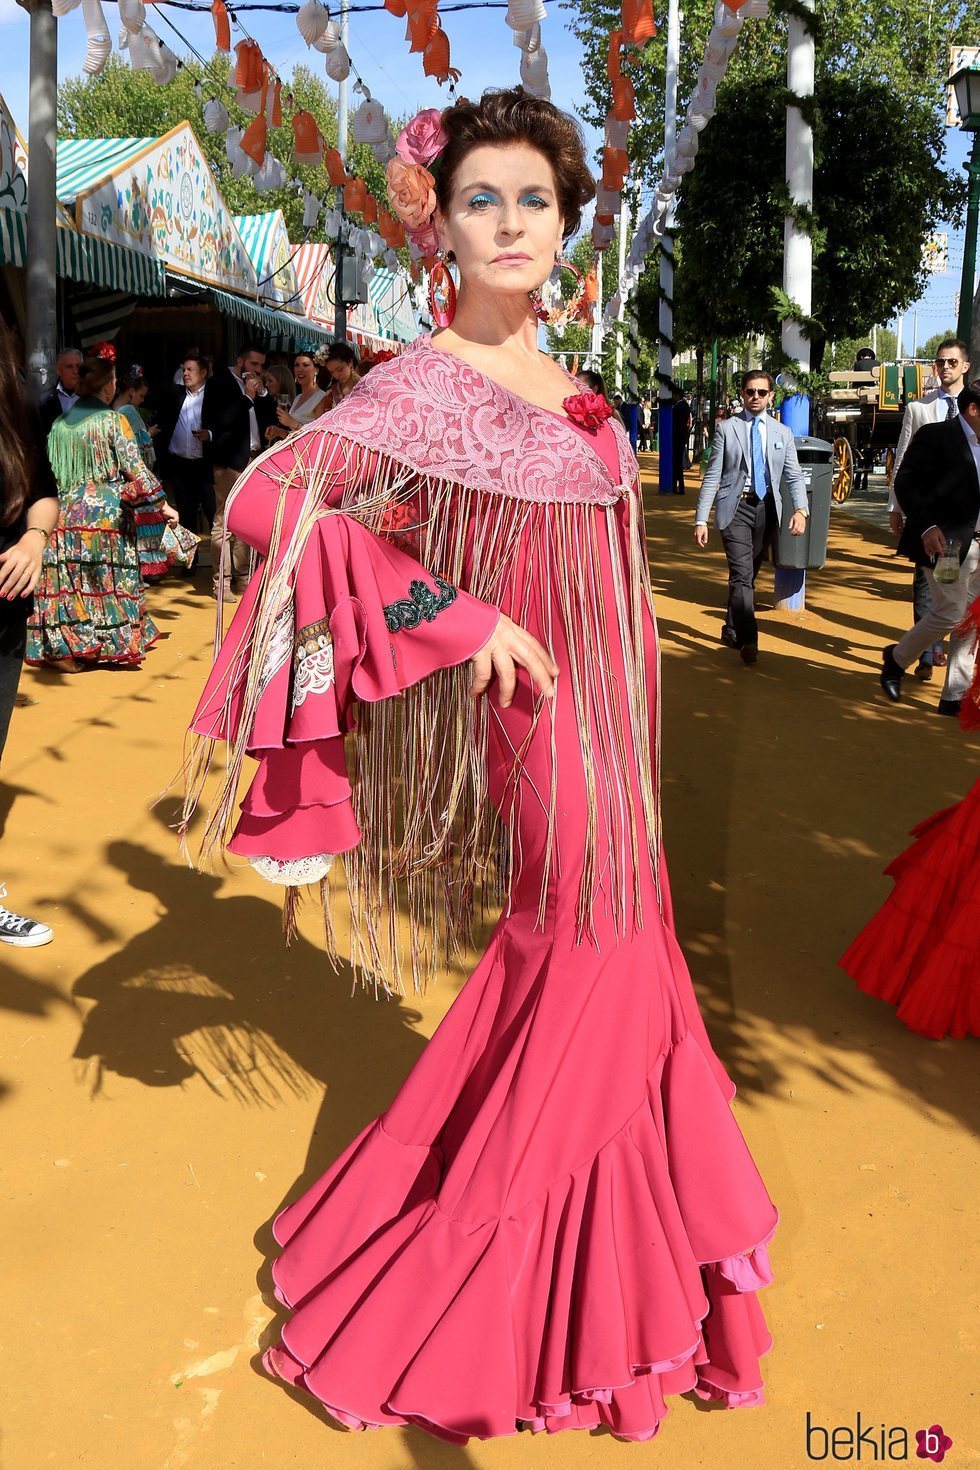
left=720, top=626, right=740, bottom=649
left=914, top=661, right=934, bottom=681
left=880, top=644, right=904, bottom=702
left=740, top=642, right=758, bottom=665
left=937, top=698, right=962, bottom=717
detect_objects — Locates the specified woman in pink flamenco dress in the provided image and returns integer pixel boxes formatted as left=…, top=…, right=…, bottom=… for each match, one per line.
left=184, top=89, right=778, bottom=1444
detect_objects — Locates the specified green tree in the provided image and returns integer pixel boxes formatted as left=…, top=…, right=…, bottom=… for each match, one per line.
left=672, top=74, right=964, bottom=370
left=57, top=56, right=394, bottom=242
left=918, top=327, right=961, bottom=359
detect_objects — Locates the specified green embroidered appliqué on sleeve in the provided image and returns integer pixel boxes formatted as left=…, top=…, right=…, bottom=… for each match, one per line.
left=383, top=575, right=458, bottom=633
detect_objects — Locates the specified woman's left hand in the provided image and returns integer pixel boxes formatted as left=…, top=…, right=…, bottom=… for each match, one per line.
left=0, top=534, right=45, bottom=600
left=161, top=500, right=180, bottom=527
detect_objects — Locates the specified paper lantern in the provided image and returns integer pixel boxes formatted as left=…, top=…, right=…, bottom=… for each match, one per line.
left=254, top=152, right=286, bottom=192
left=325, top=43, right=351, bottom=81
left=384, top=0, right=408, bottom=14
left=117, top=0, right=144, bottom=34
left=520, top=44, right=550, bottom=98
left=303, top=191, right=321, bottom=228
left=234, top=38, right=264, bottom=91
left=343, top=177, right=368, bottom=212
left=365, top=228, right=386, bottom=257
left=312, top=18, right=341, bottom=51
left=203, top=98, right=229, bottom=133
left=504, top=0, right=546, bottom=28
left=675, top=124, right=698, bottom=158
left=606, top=28, right=623, bottom=80
left=211, top=0, right=230, bottom=52
left=81, top=0, right=112, bottom=75
left=51, top=0, right=80, bottom=15
left=611, top=75, right=635, bottom=121
left=322, top=207, right=343, bottom=238
left=592, top=221, right=614, bottom=250
left=423, top=27, right=456, bottom=83
left=323, top=148, right=347, bottom=186
left=604, top=113, right=629, bottom=150
left=406, top=0, right=438, bottom=54
left=296, top=0, right=329, bottom=46
left=362, top=194, right=379, bottom=224
left=351, top=97, right=388, bottom=145
left=240, top=114, right=268, bottom=167
left=384, top=248, right=398, bottom=272
left=622, top=0, right=655, bottom=45
left=292, top=110, right=322, bottom=166
left=266, top=76, right=282, bottom=128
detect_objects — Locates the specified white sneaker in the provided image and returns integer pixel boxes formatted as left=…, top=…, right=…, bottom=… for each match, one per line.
left=0, top=885, right=53, bottom=946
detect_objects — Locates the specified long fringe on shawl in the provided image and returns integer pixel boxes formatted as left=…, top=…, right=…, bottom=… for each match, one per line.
left=179, top=430, right=662, bottom=998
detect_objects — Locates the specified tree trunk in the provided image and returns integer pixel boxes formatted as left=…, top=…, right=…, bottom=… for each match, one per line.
left=810, top=330, right=827, bottom=373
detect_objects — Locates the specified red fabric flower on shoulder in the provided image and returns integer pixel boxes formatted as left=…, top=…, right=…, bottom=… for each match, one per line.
left=563, top=391, right=614, bottom=430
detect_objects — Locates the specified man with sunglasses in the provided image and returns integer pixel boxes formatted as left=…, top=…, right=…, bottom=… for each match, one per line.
left=888, top=338, right=971, bottom=680
left=695, top=369, right=808, bottom=663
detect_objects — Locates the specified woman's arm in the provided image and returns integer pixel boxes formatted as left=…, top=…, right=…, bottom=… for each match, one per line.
left=0, top=495, right=59, bottom=600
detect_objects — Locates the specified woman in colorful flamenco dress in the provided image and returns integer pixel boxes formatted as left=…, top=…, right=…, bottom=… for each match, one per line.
left=27, top=351, right=178, bottom=672
left=840, top=600, right=980, bottom=1040
left=185, top=89, right=779, bottom=1444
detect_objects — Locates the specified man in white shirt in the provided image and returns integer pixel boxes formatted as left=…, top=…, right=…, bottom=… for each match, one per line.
left=695, top=369, right=808, bottom=663
left=881, top=376, right=980, bottom=714
left=158, top=353, right=214, bottom=565
left=888, top=338, right=970, bottom=681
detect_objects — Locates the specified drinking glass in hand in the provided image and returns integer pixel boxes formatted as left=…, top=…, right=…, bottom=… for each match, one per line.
left=934, top=538, right=961, bottom=584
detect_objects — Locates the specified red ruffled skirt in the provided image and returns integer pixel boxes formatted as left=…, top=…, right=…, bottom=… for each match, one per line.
left=840, top=779, right=980, bottom=1039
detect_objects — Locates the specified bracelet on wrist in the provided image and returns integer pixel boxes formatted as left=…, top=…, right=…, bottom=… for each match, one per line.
left=25, top=526, right=49, bottom=542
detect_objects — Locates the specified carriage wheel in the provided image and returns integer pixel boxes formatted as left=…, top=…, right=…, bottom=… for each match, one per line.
left=832, top=437, right=854, bottom=503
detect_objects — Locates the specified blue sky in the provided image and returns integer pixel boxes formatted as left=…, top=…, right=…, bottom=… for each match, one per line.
left=0, top=0, right=971, bottom=349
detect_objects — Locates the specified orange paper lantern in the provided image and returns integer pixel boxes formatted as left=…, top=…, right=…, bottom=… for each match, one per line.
left=266, top=75, right=282, bottom=129
left=606, top=28, right=623, bottom=80
left=234, top=38, right=264, bottom=91
left=211, top=0, right=230, bottom=53
left=291, top=110, right=321, bottom=166
left=611, top=76, right=636, bottom=121
left=406, top=0, right=438, bottom=54
left=624, top=0, right=656, bottom=43
left=240, top=114, right=268, bottom=166
left=384, top=0, right=408, bottom=13
left=323, top=148, right=347, bottom=187
left=422, top=26, right=452, bottom=80
left=344, top=176, right=368, bottom=212
left=362, top=194, right=378, bottom=223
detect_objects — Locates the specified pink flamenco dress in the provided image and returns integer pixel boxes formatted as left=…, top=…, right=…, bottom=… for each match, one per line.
left=840, top=600, right=980, bottom=1041
left=184, top=338, right=779, bottom=1444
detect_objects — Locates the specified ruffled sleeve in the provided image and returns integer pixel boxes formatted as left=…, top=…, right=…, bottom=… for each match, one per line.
left=188, top=430, right=500, bottom=871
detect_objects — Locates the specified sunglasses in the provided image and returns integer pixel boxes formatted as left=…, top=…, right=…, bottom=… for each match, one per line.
left=744, top=387, right=770, bottom=397
left=935, top=358, right=961, bottom=367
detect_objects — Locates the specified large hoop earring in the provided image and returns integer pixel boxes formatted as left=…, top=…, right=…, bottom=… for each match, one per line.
left=429, top=252, right=457, bottom=330
left=529, top=257, right=586, bottom=329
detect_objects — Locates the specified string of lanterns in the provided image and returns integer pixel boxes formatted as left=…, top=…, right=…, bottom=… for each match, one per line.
left=601, top=0, right=768, bottom=327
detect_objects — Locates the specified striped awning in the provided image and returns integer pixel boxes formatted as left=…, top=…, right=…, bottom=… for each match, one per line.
left=56, top=136, right=155, bottom=207
left=70, top=285, right=137, bottom=349
left=233, top=210, right=301, bottom=310
left=208, top=286, right=331, bottom=349
left=0, top=206, right=165, bottom=298
left=293, top=242, right=333, bottom=324
left=367, top=268, right=419, bottom=343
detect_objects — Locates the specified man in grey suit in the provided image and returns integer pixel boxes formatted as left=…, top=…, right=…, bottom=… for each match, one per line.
left=887, top=337, right=970, bottom=681
left=694, top=369, right=808, bottom=663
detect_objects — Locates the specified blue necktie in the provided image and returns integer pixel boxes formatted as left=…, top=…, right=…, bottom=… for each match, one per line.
left=751, top=416, right=768, bottom=500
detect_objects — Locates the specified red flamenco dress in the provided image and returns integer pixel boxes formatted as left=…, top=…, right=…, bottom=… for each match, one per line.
left=841, top=602, right=980, bottom=1040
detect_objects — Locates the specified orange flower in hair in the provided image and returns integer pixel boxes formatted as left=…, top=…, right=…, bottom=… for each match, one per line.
left=385, top=157, right=436, bottom=234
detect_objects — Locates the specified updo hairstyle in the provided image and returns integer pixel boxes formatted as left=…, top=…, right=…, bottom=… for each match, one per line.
left=78, top=358, right=115, bottom=396
left=435, top=88, right=596, bottom=242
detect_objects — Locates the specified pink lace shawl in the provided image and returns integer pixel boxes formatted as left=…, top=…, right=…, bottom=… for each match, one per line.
left=322, top=335, right=637, bottom=506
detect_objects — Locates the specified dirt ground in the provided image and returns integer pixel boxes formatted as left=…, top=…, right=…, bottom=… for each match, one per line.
left=1, top=460, right=977, bottom=1470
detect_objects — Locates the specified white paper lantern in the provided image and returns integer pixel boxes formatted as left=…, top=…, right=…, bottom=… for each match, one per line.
left=740, top=0, right=769, bottom=17
left=686, top=108, right=712, bottom=131
left=351, top=97, right=388, bottom=145
left=51, top=0, right=80, bottom=16
left=81, top=0, right=111, bottom=74
left=203, top=98, right=229, bottom=134
left=505, top=0, right=545, bottom=30
left=718, top=8, right=743, bottom=36
left=520, top=45, right=550, bottom=98
left=371, top=136, right=397, bottom=166
left=595, top=185, right=621, bottom=218
left=604, top=116, right=629, bottom=151
left=512, top=22, right=540, bottom=51
left=313, top=19, right=341, bottom=52
left=322, top=207, right=342, bottom=239
left=126, top=24, right=152, bottom=68
left=365, top=230, right=386, bottom=258
left=303, top=191, right=321, bottom=228
left=592, top=221, right=614, bottom=249
left=253, top=153, right=283, bottom=192
left=325, top=43, right=350, bottom=81
left=296, top=0, right=329, bottom=46
left=383, top=248, right=398, bottom=272
left=675, top=125, right=699, bottom=158
left=118, top=0, right=145, bottom=33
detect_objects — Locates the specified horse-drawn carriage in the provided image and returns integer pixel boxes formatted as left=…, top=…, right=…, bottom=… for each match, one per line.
left=815, top=359, right=934, bottom=503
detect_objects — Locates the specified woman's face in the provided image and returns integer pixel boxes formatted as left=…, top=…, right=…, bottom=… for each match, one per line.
left=326, top=357, right=354, bottom=385
left=132, top=384, right=148, bottom=407
left=435, top=143, right=565, bottom=300
left=294, top=355, right=315, bottom=387
left=263, top=370, right=280, bottom=395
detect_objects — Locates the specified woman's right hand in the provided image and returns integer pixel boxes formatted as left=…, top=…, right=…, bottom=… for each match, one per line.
left=276, top=407, right=298, bottom=429
left=469, top=614, right=558, bottom=707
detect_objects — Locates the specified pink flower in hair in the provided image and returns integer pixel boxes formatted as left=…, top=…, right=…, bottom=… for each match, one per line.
left=395, top=108, right=449, bottom=167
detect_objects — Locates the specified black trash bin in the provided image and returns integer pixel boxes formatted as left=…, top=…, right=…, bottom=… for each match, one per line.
left=773, top=435, right=833, bottom=570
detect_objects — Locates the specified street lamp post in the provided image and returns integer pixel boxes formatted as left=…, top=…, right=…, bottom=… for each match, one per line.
left=950, top=64, right=980, bottom=350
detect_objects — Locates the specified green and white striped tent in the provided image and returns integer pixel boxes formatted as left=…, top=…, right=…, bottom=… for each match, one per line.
left=367, top=268, right=419, bottom=343
left=233, top=210, right=300, bottom=310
